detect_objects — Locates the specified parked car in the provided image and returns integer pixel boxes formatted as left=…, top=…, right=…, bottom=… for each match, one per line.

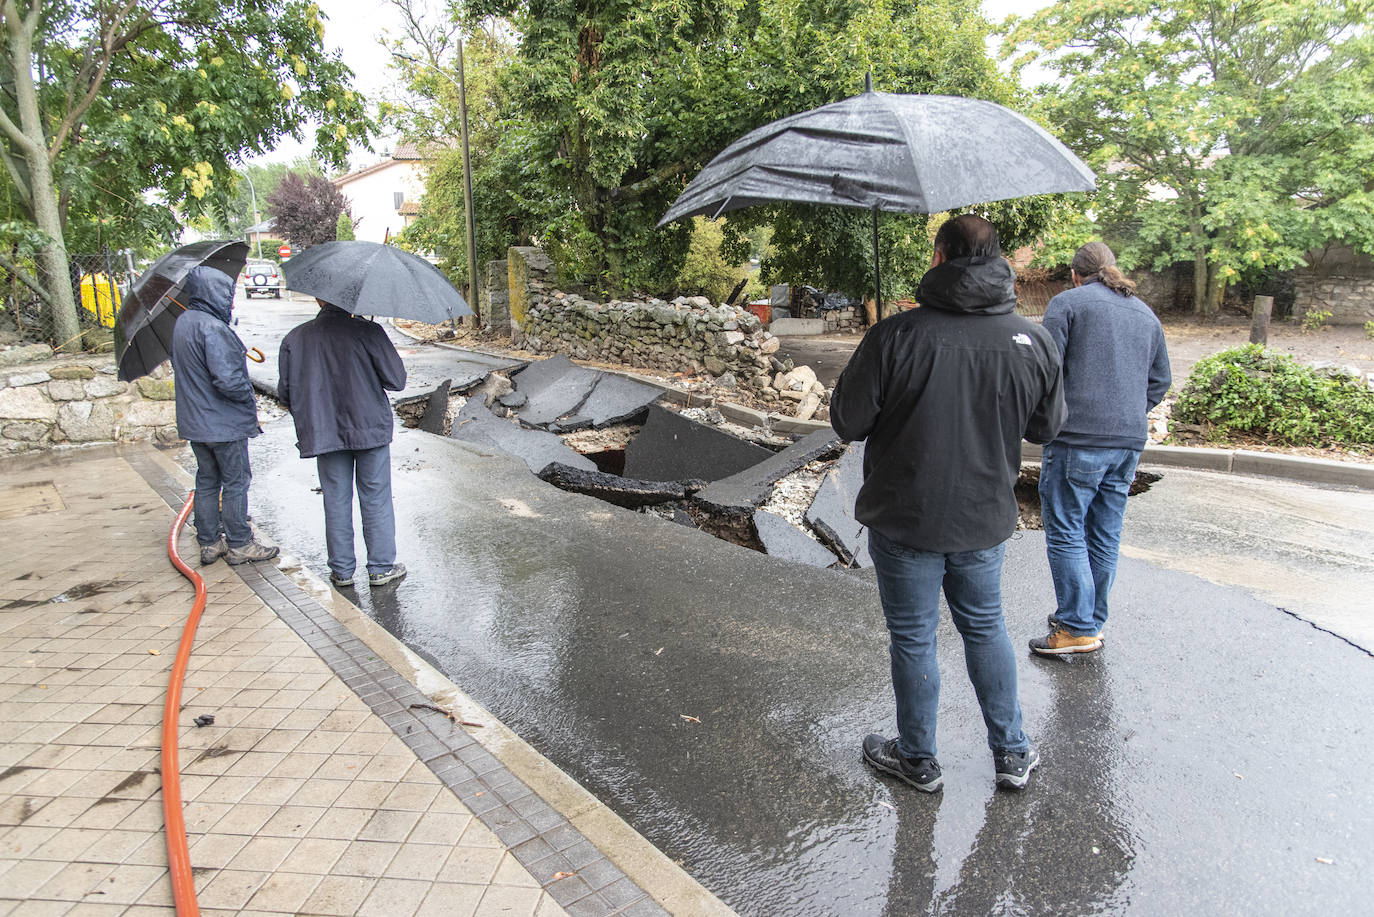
left=243, top=260, right=282, bottom=299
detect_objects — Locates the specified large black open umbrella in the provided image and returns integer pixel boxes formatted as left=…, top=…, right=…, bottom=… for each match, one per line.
left=281, top=240, right=473, bottom=323
left=658, top=86, right=1097, bottom=305
left=115, top=240, right=249, bottom=381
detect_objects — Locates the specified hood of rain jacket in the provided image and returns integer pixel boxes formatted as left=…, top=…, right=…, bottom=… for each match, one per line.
left=169, top=266, right=259, bottom=443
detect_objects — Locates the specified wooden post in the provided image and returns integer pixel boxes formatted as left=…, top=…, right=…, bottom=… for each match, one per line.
left=1250, top=295, right=1274, bottom=345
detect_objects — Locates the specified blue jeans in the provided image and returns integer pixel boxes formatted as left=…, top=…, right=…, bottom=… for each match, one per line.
left=316, top=445, right=396, bottom=577
left=1039, top=442, right=1142, bottom=636
left=868, top=529, right=1029, bottom=760
left=190, top=440, right=252, bottom=548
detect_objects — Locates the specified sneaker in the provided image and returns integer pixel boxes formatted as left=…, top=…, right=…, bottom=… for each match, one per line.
left=199, top=537, right=227, bottom=565
left=225, top=541, right=280, bottom=565
left=329, top=571, right=355, bottom=588
left=994, top=747, right=1040, bottom=790
left=368, top=563, right=407, bottom=587
left=1047, top=613, right=1105, bottom=644
left=861, top=734, right=943, bottom=792
left=1029, top=627, right=1103, bottom=656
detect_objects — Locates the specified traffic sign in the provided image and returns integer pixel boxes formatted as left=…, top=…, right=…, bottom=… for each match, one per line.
left=278, top=244, right=292, bottom=258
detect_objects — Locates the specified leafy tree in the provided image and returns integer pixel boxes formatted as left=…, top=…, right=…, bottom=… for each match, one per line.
left=457, top=0, right=1056, bottom=300
left=267, top=173, right=352, bottom=248
left=212, top=159, right=327, bottom=239
left=0, top=0, right=371, bottom=349
left=335, top=211, right=355, bottom=241
left=675, top=218, right=746, bottom=304
left=384, top=2, right=531, bottom=291
left=1002, top=0, right=1374, bottom=315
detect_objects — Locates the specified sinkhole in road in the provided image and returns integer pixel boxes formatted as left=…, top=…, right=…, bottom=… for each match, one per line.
left=397, top=369, right=1160, bottom=572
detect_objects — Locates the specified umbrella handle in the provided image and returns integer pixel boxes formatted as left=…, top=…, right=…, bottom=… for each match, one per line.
left=246, top=346, right=265, bottom=363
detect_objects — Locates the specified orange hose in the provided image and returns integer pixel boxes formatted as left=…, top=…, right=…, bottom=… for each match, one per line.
left=162, top=492, right=204, bottom=917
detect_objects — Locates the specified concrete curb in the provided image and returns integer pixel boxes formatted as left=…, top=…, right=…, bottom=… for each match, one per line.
left=386, top=321, right=1374, bottom=490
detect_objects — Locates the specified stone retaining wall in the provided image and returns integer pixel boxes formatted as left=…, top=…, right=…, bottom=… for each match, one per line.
left=1295, top=247, right=1374, bottom=325
left=507, top=248, right=782, bottom=388
left=0, top=352, right=179, bottom=454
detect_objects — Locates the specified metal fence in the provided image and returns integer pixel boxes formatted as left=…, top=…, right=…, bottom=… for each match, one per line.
left=0, top=249, right=136, bottom=350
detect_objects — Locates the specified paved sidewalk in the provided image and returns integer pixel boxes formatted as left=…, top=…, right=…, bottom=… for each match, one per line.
left=0, top=444, right=639, bottom=917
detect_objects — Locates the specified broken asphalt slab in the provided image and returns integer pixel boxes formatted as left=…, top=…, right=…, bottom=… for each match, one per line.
left=416, top=379, right=451, bottom=435
left=752, top=509, right=839, bottom=568
left=805, top=441, right=871, bottom=567
left=623, top=404, right=774, bottom=483
left=509, top=354, right=662, bottom=430
left=538, top=462, right=689, bottom=509
left=693, top=428, right=843, bottom=516
left=448, top=398, right=595, bottom=475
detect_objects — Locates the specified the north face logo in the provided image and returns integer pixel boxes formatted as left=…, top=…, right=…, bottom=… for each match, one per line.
left=1012, top=333, right=1033, bottom=346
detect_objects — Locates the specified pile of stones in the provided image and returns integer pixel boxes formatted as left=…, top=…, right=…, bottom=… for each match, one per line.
left=520, top=293, right=782, bottom=389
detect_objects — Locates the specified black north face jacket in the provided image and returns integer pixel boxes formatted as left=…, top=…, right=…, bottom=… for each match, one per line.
left=830, top=256, right=1065, bottom=554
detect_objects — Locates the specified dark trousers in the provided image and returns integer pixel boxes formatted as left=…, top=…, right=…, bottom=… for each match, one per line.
left=189, top=439, right=252, bottom=548
left=316, top=445, right=396, bottom=577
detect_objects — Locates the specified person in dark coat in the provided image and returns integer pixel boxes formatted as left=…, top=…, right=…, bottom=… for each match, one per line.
left=1030, top=242, right=1171, bottom=656
left=278, top=300, right=407, bottom=589
left=831, top=215, right=1065, bottom=793
left=169, top=265, right=279, bottom=566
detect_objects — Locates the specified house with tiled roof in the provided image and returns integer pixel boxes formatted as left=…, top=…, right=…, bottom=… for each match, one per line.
left=332, top=144, right=435, bottom=243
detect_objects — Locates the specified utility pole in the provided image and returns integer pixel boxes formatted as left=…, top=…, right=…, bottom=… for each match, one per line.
left=242, top=171, right=264, bottom=260
left=394, top=49, right=481, bottom=327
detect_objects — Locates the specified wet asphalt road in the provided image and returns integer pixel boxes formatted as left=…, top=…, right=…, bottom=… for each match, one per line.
left=226, top=292, right=1374, bottom=915
left=236, top=408, right=1374, bottom=916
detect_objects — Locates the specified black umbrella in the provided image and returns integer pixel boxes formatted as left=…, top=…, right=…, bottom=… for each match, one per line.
left=658, top=86, right=1096, bottom=305
left=115, top=240, right=249, bottom=381
left=281, top=240, right=474, bottom=323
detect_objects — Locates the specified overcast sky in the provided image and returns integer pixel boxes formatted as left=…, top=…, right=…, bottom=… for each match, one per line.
left=256, top=0, right=1051, bottom=166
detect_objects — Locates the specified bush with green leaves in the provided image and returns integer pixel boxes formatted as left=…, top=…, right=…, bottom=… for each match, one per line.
left=1171, top=345, right=1374, bottom=448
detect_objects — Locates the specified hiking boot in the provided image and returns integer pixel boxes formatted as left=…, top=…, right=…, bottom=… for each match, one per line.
left=368, top=563, right=407, bottom=587
left=994, top=747, right=1040, bottom=790
left=199, top=537, right=227, bottom=566
left=1048, top=613, right=1105, bottom=645
left=329, top=571, right=355, bottom=589
left=861, top=734, right=943, bottom=793
left=1030, top=627, right=1103, bottom=656
left=225, top=540, right=280, bottom=565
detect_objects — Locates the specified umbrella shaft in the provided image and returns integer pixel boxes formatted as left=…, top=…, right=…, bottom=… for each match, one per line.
left=871, top=208, right=882, bottom=313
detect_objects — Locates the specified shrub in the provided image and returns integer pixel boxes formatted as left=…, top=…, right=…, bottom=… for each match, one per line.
left=1171, top=345, right=1374, bottom=448
left=1301, top=308, right=1332, bottom=332
left=1365, top=320, right=1374, bottom=340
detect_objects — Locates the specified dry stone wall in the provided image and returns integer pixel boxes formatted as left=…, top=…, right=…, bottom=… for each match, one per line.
left=0, top=351, right=179, bottom=454
left=508, top=248, right=782, bottom=388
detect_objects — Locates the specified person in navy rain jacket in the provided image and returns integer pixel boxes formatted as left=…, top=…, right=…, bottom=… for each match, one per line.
left=278, top=300, right=407, bottom=589
left=169, top=265, right=279, bottom=566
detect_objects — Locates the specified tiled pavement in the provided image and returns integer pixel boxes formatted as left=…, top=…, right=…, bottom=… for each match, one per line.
left=0, top=445, right=670, bottom=917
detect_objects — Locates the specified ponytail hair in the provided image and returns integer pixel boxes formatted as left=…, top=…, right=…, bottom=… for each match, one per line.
left=1071, top=241, right=1136, bottom=296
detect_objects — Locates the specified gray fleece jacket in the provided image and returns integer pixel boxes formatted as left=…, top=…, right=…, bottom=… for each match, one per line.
left=1040, top=279, right=1172, bottom=451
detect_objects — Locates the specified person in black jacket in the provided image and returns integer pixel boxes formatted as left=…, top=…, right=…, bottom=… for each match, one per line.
left=278, top=300, right=408, bottom=589
left=831, top=215, right=1065, bottom=793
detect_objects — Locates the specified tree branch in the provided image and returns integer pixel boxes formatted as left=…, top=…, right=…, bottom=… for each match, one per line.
left=0, top=246, right=52, bottom=305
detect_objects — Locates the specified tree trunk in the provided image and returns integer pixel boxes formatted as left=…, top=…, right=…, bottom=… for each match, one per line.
left=1205, top=262, right=1227, bottom=315
left=1191, top=253, right=1210, bottom=315
left=6, top=5, right=81, bottom=351
left=29, top=160, right=81, bottom=350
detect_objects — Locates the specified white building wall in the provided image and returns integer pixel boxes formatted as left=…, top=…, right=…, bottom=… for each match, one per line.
left=335, top=160, right=427, bottom=244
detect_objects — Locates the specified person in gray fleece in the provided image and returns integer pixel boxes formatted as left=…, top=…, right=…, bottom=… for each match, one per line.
left=1031, top=242, right=1171, bottom=656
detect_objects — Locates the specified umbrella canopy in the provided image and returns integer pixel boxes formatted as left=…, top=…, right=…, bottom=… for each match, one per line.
left=115, top=240, right=249, bottom=381
left=658, top=91, right=1096, bottom=226
left=281, top=240, right=474, bottom=323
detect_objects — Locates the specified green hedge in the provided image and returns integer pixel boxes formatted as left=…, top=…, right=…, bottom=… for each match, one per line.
left=1171, top=345, right=1374, bottom=448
